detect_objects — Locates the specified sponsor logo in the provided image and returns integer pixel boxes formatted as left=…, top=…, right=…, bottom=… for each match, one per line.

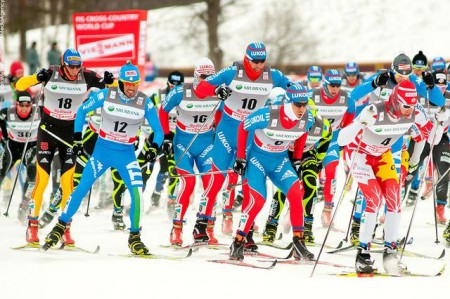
left=108, top=106, right=115, bottom=112
left=40, top=157, right=49, bottom=163
left=218, top=132, right=232, bottom=153
left=236, top=84, right=243, bottom=90
left=250, top=157, right=265, bottom=175
left=40, top=142, right=48, bottom=150
left=187, top=104, right=193, bottom=109
left=125, top=70, right=137, bottom=77
left=51, top=85, right=57, bottom=90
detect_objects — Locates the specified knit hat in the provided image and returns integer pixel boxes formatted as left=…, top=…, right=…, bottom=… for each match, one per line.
left=412, top=51, right=427, bottom=69
left=10, top=61, right=24, bottom=77
left=392, top=53, right=412, bottom=76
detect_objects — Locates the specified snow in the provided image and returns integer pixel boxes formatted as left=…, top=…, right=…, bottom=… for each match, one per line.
left=0, top=162, right=448, bottom=299
left=1, top=1, right=450, bottom=298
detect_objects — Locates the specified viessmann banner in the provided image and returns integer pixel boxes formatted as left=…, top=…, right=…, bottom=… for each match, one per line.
left=73, top=10, right=147, bottom=72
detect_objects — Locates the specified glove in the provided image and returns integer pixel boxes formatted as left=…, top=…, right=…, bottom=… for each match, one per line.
left=405, top=162, right=419, bottom=183
left=72, top=132, right=83, bottom=156
left=358, top=106, right=376, bottom=126
left=422, top=71, right=434, bottom=89
left=24, top=146, right=36, bottom=165
left=36, top=68, right=52, bottom=83
left=371, top=71, right=389, bottom=88
left=145, top=142, right=159, bottom=163
left=233, top=158, right=247, bottom=176
left=292, top=160, right=302, bottom=177
left=215, top=86, right=232, bottom=100
left=103, top=71, right=115, bottom=85
left=435, top=107, right=448, bottom=124
left=162, top=132, right=174, bottom=155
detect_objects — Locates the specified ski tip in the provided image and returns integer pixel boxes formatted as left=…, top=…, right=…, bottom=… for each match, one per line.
left=186, top=248, right=193, bottom=258
left=335, top=240, right=344, bottom=249
left=438, top=249, right=446, bottom=259
left=277, top=233, right=283, bottom=241
left=94, top=245, right=101, bottom=254
left=268, top=259, right=278, bottom=269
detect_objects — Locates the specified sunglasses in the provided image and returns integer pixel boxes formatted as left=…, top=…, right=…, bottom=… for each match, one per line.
left=251, top=59, right=266, bottom=64
left=199, top=74, right=211, bottom=79
left=293, top=101, right=307, bottom=107
left=123, top=81, right=139, bottom=87
left=67, top=65, right=82, bottom=69
left=329, top=83, right=341, bottom=88
left=401, top=104, right=413, bottom=110
left=18, top=103, right=32, bottom=107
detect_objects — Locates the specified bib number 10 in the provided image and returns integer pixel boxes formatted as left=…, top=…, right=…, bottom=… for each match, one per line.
left=241, top=98, right=257, bottom=110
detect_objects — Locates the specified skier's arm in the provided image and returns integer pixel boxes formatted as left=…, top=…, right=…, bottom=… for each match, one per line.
left=74, top=89, right=107, bottom=133
left=160, top=86, right=183, bottom=135
left=194, top=66, right=236, bottom=99
left=144, top=98, right=164, bottom=148
left=237, top=107, right=271, bottom=159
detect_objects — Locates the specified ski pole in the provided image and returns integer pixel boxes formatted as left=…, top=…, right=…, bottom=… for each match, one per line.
left=310, top=127, right=366, bottom=277
left=3, top=88, right=42, bottom=216
left=85, top=188, right=92, bottom=217
left=336, top=187, right=360, bottom=249
left=429, top=150, right=440, bottom=244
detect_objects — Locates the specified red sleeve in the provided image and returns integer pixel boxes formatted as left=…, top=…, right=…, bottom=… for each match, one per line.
left=194, top=80, right=217, bottom=99
left=214, top=110, right=222, bottom=128
left=340, top=111, right=355, bottom=128
left=158, top=107, right=170, bottom=135
left=292, top=133, right=308, bottom=160
left=237, top=122, right=249, bottom=160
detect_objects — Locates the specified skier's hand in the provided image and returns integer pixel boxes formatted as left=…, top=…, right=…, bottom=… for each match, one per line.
left=292, top=159, right=302, bottom=177
left=358, top=106, right=376, bottom=126
left=371, top=71, right=389, bottom=88
left=435, top=107, right=448, bottom=125
left=103, top=71, right=115, bottom=85
left=162, top=132, right=174, bottom=155
left=233, top=158, right=247, bottom=176
left=422, top=71, right=434, bottom=89
left=36, top=68, right=52, bottom=83
left=146, top=142, right=159, bottom=163
left=72, top=132, right=83, bottom=156
left=215, top=86, right=232, bottom=100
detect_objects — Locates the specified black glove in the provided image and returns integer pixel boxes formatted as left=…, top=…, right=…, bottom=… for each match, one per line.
left=215, top=86, right=232, bottom=100
left=233, top=158, right=247, bottom=176
left=36, top=68, right=52, bottom=83
left=145, top=142, right=159, bottom=163
left=104, top=71, right=115, bottom=85
left=162, top=132, right=174, bottom=155
left=0, top=138, right=7, bottom=149
left=72, top=132, right=83, bottom=156
left=422, top=71, right=434, bottom=89
left=371, top=71, right=389, bottom=88
left=292, top=159, right=302, bottom=177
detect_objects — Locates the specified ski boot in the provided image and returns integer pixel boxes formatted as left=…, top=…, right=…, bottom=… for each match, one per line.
left=262, top=222, right=278, bottom=243
left=350, top=219, right=360, bottom=245
left=443, top=223, right=450, bottom=247
left=383, top=243, right=407, bottom=275
left=42, top=220, right=67, bottom=250
left=206, top=220, right=218, bottom=245
left=229, top=235, right=245, bottom=261
left=321, top=202, right=333, bottom=227
left=292, top=233, right=315, bottom=260
left=193, top=218, right=209, bottom=244
left=151, top=190, right=161, bottom=207
left=39, top=206, right=58, bottom=228
left=112, top=209, right=126, bottom=230
left=304, top=219, right=315, bottom=243
left=244, top=226, right=258, bottom=252
left=436, top=204, right=447, bottom=225
left=26, top=219, right=40, bottom=246
left=221, top=211, right=233, bottom=236
left=170, top=222, right=183, bottom=247
left=316, top=186, right=324, bottom=203
left=405, top=188, right=418, bottom=207
left=355, top=244, right=376, bottom=274
left=128, top=231, right=149, bottom=255
left=62, top=222, right=75, bottom=246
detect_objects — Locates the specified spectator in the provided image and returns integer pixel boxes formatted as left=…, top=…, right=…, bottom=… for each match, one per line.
left=144, top=53, right=158, bottom=83
left=47, top=42, right=61, bottom=66
left=26, top=41, right=40, bottom=74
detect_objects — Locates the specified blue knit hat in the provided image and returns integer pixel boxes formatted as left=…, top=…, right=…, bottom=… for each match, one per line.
left=324, top=69, right=343, bottom=85
left=285, top=83, right=309, bottom=103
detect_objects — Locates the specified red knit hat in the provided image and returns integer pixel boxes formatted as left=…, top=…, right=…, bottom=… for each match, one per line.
left=10, top=61, right=24, bottom=77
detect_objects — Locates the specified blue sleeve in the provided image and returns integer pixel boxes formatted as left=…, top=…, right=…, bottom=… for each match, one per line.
left=74, top=88, right=107, bottom=133
left=144, top=98, right=164, bottom=147
left=271, top=69, right=292, bottom=90
left=349, top=80, right=375, bottom=105
left=162, top=85, right=183, bottom=112
left=203, top=66, right=236, bottom=87
left=411, top=74, right=444, bottom=106
left=243, top=107, right=271, bottom=132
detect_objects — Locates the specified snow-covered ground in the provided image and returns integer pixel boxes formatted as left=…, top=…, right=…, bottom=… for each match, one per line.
left=0, top=161, right=448, bottom=299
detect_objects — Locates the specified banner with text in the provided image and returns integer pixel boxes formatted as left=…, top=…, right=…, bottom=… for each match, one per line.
left=73, top=10, right=147, bottom=78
